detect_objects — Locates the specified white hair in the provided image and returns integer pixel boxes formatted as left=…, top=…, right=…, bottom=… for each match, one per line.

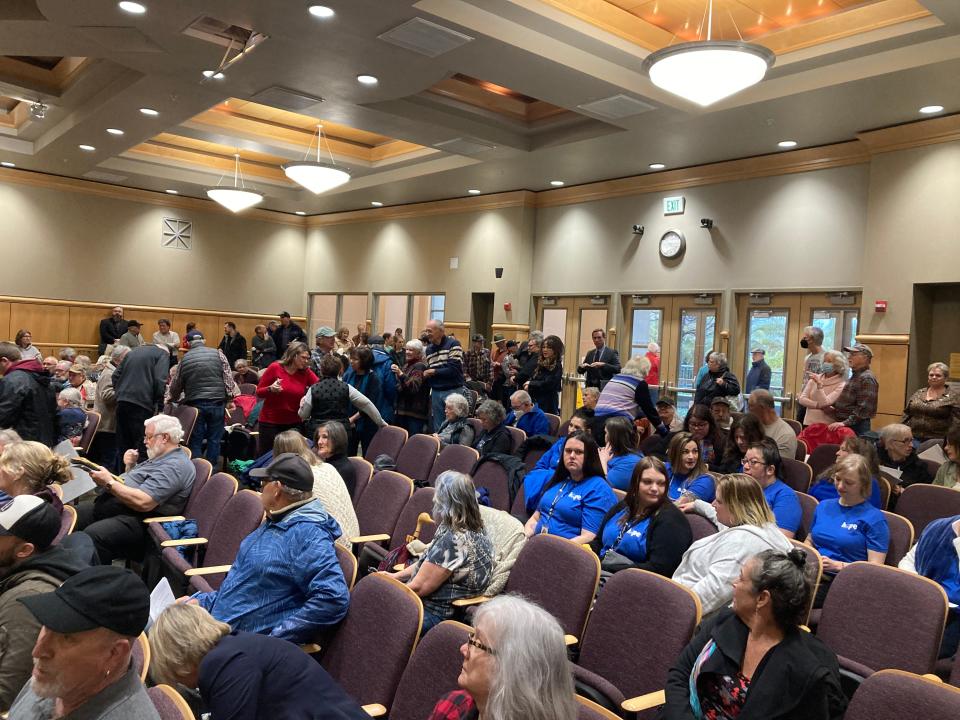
left=58, top=387, right=83, bottom=408
left=405, top=339, right=424, bottom=356
left=510, top=390, right=532, bottom=406
left=444, top=393, right=470, bottom=418
left=110, top=345, right=130, bottom=363
left=879, top=423, right=911, bottom=443
left=621, top=355, right=651, bottom=378
left=647, top=342, right=660, bottom=354
left=146, top=414, right=184, bottom=444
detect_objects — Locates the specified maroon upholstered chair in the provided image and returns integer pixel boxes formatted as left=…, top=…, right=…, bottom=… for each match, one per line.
left=147, top=685, right=195, bottom=720
left=363, top=425, right=408, bottom=463
left=784, top=418, right=802, bottom=436
left=471, top=461, right=511, bottom=511
left=545, top=413, right=562, bottom=437
left=131, top=632, right=149, bottom=681
left=335, top=543, right=358, bottom=590
left=576, top=696, right=623, bottom=720
left=575, top=569, right=701, bottom=718
left=951, top=645, right=960, bottom=688
left=807, top=443, right=839, bottom=480
left=389, top=620, right=472, bottom=720
left=795, top=437, right=808, bottom=461
left=506, top=426, right=526, bottom=454
left=881, top=511, right=914, bottom=567
left=352, top=471, right=414, bottom=549
left=239, top=382, right=257, bottom=396
left=78, top=411, right=100, bottom=455
left=523, top=447, right=548, bottom=474
left=186, top=458, right=214, bottom=510
left=146, top=471, right=235, bottom=553
left=917, top=438, right=944, bottom=454
left=844, top=669, right=960, bottom=720
left=321, top=573, right=423, bottom=713
left=466, top=417, right=482, bottom=438
left=394, top=433, right=440, bottom=485
left=897, top=484, right=960, bottom=537
left=165, top=404, right=199, bottom=447
left=780, top=458, right=812, bottom=493
left=817, top=562, right=948, bottom=677
left=348, top=456, right=373, bottom=505
left=685, top=513, right=718, bottom=542
left=358, top=487, right=437, bottom=571
left=427, top=444, right=479, bottom=486
left=794, top=491, right=818, bottom=542
left=510, top=480, right=530, bottom=521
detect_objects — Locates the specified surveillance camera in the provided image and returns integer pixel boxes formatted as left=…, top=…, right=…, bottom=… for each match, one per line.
left=700, top=218, right=714, bottom=229
left=631, top=224, right=644, bottom=236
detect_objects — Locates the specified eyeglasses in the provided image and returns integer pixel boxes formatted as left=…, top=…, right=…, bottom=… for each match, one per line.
left=742, top=458, right=767, bottom=467
left=466, top=632, right=495, bottom=655
left=890, top=437, right=913, bottom=446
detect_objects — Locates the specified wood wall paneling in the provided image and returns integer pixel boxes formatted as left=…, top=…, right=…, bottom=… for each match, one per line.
left=856, top=334, right=910, bottom=422
left=0, top=302, right=10, bottom=342
left=11, top=304, right=69, bottom=345
left=68, top=306, right=107, bottom=347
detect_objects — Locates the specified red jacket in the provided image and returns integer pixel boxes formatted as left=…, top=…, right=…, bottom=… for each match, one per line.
left=255, top=362, right=317, bottom=425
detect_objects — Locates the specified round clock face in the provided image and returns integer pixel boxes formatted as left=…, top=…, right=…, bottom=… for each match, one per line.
left=659, top=230, right=685, bottom=259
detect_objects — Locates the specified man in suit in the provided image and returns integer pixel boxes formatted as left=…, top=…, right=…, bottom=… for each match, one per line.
left=97, top=306, right=126, bottom=356
left=576, top=328, right=620, bottom=390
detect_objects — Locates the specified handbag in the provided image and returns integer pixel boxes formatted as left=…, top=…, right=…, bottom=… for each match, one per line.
left=375, top=512, right=435, bottom=572
left=600, top=548, right=635, bottom=574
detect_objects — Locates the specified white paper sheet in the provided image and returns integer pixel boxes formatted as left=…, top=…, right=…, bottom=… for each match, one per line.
left=918, top=443, right=948, bottom=465
left=149, top=578, right=176, bottom=628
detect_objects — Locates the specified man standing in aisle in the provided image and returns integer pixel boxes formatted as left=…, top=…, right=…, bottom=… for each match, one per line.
left=218, top=322, right=248, bottom=370
left=826, top=344, right=878, bottom=436
left=577, top=328, right=620, bottom=390
left=423, top=320, right=465, bottom=432
left=110, top=343, right=169, bottom=461
left=274, top=312, right=307, bottom=356
left=97, top=306, right=126, bottom=356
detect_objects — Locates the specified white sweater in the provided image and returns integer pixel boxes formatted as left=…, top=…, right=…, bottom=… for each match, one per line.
left=672, top=502, right=793, bottom=616
left=311, top=463, right=360, bottom=550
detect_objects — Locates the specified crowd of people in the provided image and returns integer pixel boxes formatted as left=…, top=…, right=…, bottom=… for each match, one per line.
left=0, top=307, right=957, bottom=718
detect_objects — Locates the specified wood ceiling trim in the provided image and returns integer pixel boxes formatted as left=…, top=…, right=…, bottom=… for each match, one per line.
left=127, top=142, right=290, bottom=182
left=536, top=0, right=673, bottom=50
left=856, top=113, right=960, bottom=155
left=0, top=102, right=28, bottom=129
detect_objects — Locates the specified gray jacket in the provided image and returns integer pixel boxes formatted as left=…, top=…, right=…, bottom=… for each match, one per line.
left=174, top=346, right=231, bottom=402
left=9, top=666, right=159, bottom=719
left=111, top=345, right=169, bottom=413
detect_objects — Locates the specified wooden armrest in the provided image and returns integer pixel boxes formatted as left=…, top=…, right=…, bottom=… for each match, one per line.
left=452, top=596, right=492, bottom=607
left=563, top=634, right=578, bottom=646
left=184, top=564, right=232, bottom=577
left=350, top=534, right=391, bottom=544
left=622, top=689, right=666, bottom=713
left=248, top=431, right=259, bottom=436
left=143, top=515, right=185, bottom=524
left=923, top=674, right=943, bottom=683
left=393, top=564, right=405, bottom=571
left=161, top=537, right=208, bottom=548
left=362, top=704, right=387, bottom=717
left=299, top=643, right=322, bottom=654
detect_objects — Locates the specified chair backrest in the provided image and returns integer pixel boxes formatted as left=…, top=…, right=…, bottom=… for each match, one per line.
left=576, top=695, right=623, bottom=720
left=878, top=474, right=893, bottom=510
left=818, top=562, right=948, bottom=675
left=922, top=458, right=943, bottom=479
left=131, top=632, right=150, bottom=682
left=348, top=456, right=374, bottom=505
left=795, top=437, right=808, bottom=461
left=504, top=535, right=600, bottom=640
left=239, top=382, right=257, bottom=395
left=200, top=489, right=265, bottom=589
left=471, top=461, right=511, bottom=511
left=389, top=620, right=472, bottom=720
left=427, top=444, right=480, bottom=486
left=794, top=491, right=818, bottom=542
left=789, top=539, right=822, bottom=625
left=321, top=573, right=423, bottom=710
left=394, top=433, right=439, bottom=484
left=784, top=418, right=802, bottom=436
left=363, top=425, right=409, bottom=463
left=686, top=513, right=718, bottom=542
left=355, top=470, right=414, bottom=538
left=579, top=569, right=701, bottom=705
left=466, top=417, right=482, bottom=438
left=335, top=542, right=358, bottom=590
left=545, top=413, right=561, bottom=436
left=780, top=457, right=812, bottom=493
left=510, top=480, right=529, bottom=521
left=951, top=644, right=960, bottom=688
left=807, top=443, right=839, bottom=480
left=918, top=438, right=944, bottom=454
left=147, top=685, right=196, bottom=720
left=168, top=404, right=199, bottom=446
left=78, top=411, right=100, bottom=454
left=53, top=504, right=78, bottom=544
left=389, top=487, right=437, bottom=549
left=182, top=458, right=215, bottom=516
left=844, top=669, right=960, bottom=720
left=506, top=426, right=526, bottom=454
left=187, top=472, right=238, bottom=539
left=523, top=447, right=548, bottom=474
left=896, top=483, right=960, bottom=537
left=881, top=511, right=914, bottom=567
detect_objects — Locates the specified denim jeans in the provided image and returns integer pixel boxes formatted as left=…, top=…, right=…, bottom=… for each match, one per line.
left=188, top=399, right=225, bottom=464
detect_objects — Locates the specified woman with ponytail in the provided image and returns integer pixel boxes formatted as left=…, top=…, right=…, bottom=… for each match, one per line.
left=0, top=441, right=72, bottom=504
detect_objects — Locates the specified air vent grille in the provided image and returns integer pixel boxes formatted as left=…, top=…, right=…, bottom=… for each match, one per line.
left=249, top=86, right=324, bottom=113
left=577, top=94, right=655, bottom=120
left=378, top=17, right=473, bottom=58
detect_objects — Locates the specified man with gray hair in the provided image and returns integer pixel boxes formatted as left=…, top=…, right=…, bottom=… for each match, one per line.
left=423, top=320, right=465, bottom=432
left=91, top=344, right=129, bottom=471
left=506, top=390, right=550, bottom=436
left=798, top=325, right=827, bottom=425
left=79, top=414, right=194, bottom=564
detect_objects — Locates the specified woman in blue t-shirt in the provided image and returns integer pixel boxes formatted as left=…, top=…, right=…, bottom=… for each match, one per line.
left=807, top=436, right=883, bottom=509
left=525, top=431, right=616, bottom=544
left=523, top=410, right=591, bottom=514
left=598, top=416, right=644, bottom=491
left=590, top=456, right=693, bottom=577
left=666, top=432, right=716, bottom=503
left=807, top=453, right=889, bottom=607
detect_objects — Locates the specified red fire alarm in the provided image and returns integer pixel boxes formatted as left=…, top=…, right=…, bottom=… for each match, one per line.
left=875, top=300, right=888, bottom=313
left=503, top=302, right=512, bottom=312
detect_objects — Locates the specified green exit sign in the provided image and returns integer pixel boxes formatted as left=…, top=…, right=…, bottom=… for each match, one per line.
left=663, top=196, right=685, bottom=215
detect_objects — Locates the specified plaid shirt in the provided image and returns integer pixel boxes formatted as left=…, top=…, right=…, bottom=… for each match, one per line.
left=829, top=367, right=878, bottom=425
left=428, top=691, right=478, bottom=720
left=463, top=348, right=492, bottom=384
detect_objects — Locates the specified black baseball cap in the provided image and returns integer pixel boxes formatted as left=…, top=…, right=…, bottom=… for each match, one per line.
left=0, top=495, right=60, bottom=550
left=127, top=320, right=141, bottom=328
left=655, top=397, right=676, bottom=408
left=19, top=566, right=150, bottom=637
left=250, top=452, right=314, bottom=491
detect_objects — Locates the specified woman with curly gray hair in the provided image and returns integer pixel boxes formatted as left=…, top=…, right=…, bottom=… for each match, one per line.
left=473, top=400, right=512, bottom=458
left=385, top=470, right=494, bottom=633
left=427, top=595, right=577, bottom=720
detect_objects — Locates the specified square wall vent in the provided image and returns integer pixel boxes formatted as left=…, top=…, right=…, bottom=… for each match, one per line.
left=183, top=15, right=255, bottom=48
left=378, top=17, right=473, bottom=57
left=577, top=94, right=656, bottom=120
left=250, top=86, right=324, bottom=113
left=433, top=137, right=496, bottom=155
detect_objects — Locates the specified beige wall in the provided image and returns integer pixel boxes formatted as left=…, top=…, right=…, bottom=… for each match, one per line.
left=0, top=180, right=306, bottom=314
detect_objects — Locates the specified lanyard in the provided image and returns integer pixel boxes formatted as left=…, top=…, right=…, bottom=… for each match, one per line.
left=540, top=481, right=571, bottom=534
left=610, top=514, right=643, bottom=551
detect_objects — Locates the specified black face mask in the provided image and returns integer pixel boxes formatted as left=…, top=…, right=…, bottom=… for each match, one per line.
left=800, top=339, right=809, bottom=349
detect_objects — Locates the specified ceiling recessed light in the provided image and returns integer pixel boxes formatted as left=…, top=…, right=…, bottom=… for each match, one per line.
left=78, top=144, right=96, bottom=152
left=139, top=107, right=159, bottom=116
left=371, top=201, right=383, bottom=207
left=778, top=140, right=797, bottom=148
left=202, top=70, right=215, bottom=78
left=213, top=72, right=225, bottom=80
left=919, top=105, right=944, bottom=115
left=1, top=161, right=15, bottom=168
left=106, top=128, right=124, bottom=136
left=165, top=189, right=178, bottom=194
left=468, top=189, right=481, bottom=195
left=550, top=180, right=565, bottom=186
left=295, top=211, right=306, bottom=215
left=648, top=163, right=665, bottom=170
left=357, top=74, right=378, bottom=85
left=203, top=70, right=225, bottom=80
left=118, top=1, right=146, bottom=14
left=308, top=5, right=335, bottom=18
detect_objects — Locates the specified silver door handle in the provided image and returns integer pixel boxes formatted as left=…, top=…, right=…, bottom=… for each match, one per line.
left=665, top=386, right=690, bottom=393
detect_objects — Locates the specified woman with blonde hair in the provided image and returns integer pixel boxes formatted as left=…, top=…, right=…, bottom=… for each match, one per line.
left=673, top=473, right=793, bottom=617
left=0, top=440, right=72, bottom=502
left=593, top=354, right=668, bottom=444
left=150, top=603, right=368, bottom=719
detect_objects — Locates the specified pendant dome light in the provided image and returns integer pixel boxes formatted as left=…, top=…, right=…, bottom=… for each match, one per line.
left=206, top=153, right=263, bottom=213
left=283, top=123, right=351, bottom=194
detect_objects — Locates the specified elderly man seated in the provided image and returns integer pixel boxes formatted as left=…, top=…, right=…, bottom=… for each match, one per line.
left=877, top=423, right=933, bottom=502
left=8, top=566, right=155, bottom=720
left=79, top=414, right=194, bottom=565
left=190, top=453, right=349, bottom=644
left=747, top=389, right=797, bottom=460
left=505, top=390, right=550, bottom=436
left=581, top=386, right=600, bottom=416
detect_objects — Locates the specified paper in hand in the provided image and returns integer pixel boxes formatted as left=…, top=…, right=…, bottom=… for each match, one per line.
left=149, top=577, right=176, bottom=628
left=918, top=442, right=948, bottom=465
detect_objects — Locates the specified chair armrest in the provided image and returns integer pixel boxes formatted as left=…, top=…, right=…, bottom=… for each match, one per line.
left=143, top=515, right=185, bottom=524
left=622, top=689, right=666, bottom=713
left=248, top=431, right=259, bottom=436
left=393, top=564, right=405, bottom=571
left=299, top=643, right=322, bottom=654
left=452, top=596, right=492, bottom=607
left=923, top=674, right=944, bottom=683
left=362, top=704, right=387, bottom=717
left=563, top=634, right=578, bottom=647
left=184, top=565, right=232, bottom=577
left=160, top=538, right=208, bottom=548
left=350, top=534, right=391, bottom=544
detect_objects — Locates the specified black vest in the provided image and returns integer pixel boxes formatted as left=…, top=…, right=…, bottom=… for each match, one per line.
left=178, top=346, right=226, bottom=402
left=308, top=377, right=351, bottom=431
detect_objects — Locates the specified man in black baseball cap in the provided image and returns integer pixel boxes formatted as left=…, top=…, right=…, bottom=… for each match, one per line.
left=8, top=566, right=156, bottom=719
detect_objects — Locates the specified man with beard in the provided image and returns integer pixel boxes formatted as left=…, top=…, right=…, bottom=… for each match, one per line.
left=77, top=415, right=194, bottom=565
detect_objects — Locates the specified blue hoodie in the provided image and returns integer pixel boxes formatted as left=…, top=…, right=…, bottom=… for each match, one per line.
left=194, top=499, right=349, bottom=644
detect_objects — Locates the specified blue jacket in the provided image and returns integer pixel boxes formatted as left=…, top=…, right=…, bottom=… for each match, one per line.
left=370, top=347, right=397, bottom=423
left=745, top=359, right=772, bottom=394
left=506, top=405, right=550, bottom=437
left=194, top=499, right=349, bottom=644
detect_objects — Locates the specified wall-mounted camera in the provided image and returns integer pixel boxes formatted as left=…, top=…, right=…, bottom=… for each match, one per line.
left=495, top=267, right=504, bottom=279
left=631, top=224, right=645, bottom=236
left=700, top=218, right=714, bottom=229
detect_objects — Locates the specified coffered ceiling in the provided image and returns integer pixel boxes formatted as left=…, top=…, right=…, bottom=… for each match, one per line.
left=0, top=0, right=956, bottom=216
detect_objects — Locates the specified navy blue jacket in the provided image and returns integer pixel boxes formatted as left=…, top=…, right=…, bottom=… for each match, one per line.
left=745, top=360, right=772, bottom=394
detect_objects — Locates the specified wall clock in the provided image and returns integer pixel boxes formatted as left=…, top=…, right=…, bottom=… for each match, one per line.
left=659, top=230, right=685, bottom=260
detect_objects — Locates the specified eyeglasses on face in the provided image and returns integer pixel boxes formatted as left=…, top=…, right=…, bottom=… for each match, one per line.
left=742, top=458, right=767, bottom=467
left=466, top=632, right=495, bottom=655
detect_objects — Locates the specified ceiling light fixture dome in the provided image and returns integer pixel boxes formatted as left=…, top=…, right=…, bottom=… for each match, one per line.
left=283, top=124, right=351, bottom=194
left=206, top=153, right=263, bottom=213
left=641, top=0, right=774, bottom=107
